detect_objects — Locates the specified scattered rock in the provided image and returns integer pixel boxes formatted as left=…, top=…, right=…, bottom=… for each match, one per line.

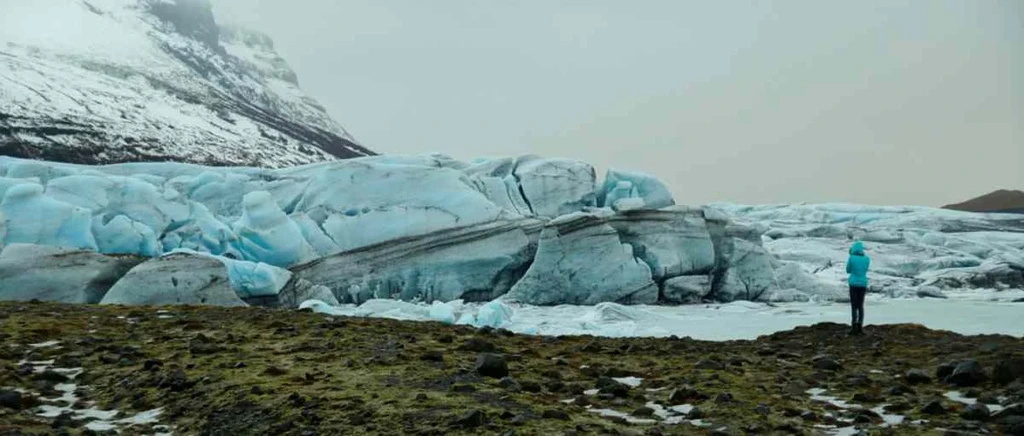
left=937, top=361, right=958, bottom=380
left=419, top=350, right=444, bottom=362
left=32, top=369, right=69, bottom=383
left=905, top=369, right=932, bottom=385
left=887, top=384, right=914, bottom=396
left=961, top=403, right=991, bottom=421
left=595, top=377, right=630, bottom=398
left=460, top=338, right=497, bottom=353
left=884, top=401, right=912, bottom=413
left=812, top=355, right=842, bottom=371
left=158, top=369, right=195, bottom=392
left=993, top=404, right=1024, bottom=420
left=687, top=406, right=705, bottom=419
left=800, top=411, right=817, bottom=421
left=520, top=380, right=542, bottom=393
left=668, top=386, right=707, bottom=403
left=632, top=406, right=655, bottom=417
left=263, top=366, right=288, bottom=377
left=499, top=377, right=522, bottom=392
left=978, top=393, right=1001, bottom=405
left=0, top=389, right=31, bottom=410
left=143, top=359, right=163, bottom=371
left=754, top=403, right=770, bottom=416
left=545, top=380, right=566, bottom=393
left=948, top=360, right=987, bottom=387
left=453, top=409, right=487, bottom=428
left=715, top=392, right=734, bottom=404
left=188, top=334, right=223, bottom=355
left=451, top=384, right=476, bottom=393
left=921, top=399, right=947, bottom=415
left=475, top=353, right=509, bottom=378
left=52, top=411, right=75, bottom=429
left=542, top=409, right=570, bottom=420
left=995, top=356, right=1024, bottom=385
left=852, top=408, right=880, bottom=424
left=695, top=359, right=725, bottom=370
left=851, top=392, right=879, bottom=403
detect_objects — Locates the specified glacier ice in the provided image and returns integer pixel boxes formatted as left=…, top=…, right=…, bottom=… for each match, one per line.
left=607, top=208, right=716, bottom=281
left=662, top=275, right=711, bottom=304
left=599, top=169, right=675, bottom=210
left=474, top=299, right=514, bottom=328
left=93, top=215, right=160, bottom=257
left=231, top=191, right=314, bottom=267
left=1, top=155, right=1022, bottom=309
left=464, top=156, right=597, bottom=217
left=1, top=183, right=97, bottom=250
left=0, top=244, right=143, bottom=304
left=292, top=219, right=540, bottom=304
left=100, top=253, right=249, bottom=307
left=278, top=279, right=339, bottom=307
left=428, top=301, right=458, bottom=324
left=506, top=212, right=658, bottom=305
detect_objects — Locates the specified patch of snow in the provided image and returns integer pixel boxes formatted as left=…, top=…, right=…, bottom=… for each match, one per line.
left=28, top=340, right=61, bottom=348
left=586, top=407, right=657, bottom=424
left=945, top=391, right=1005, bottom=413
left=612, top=376, right=643, bottom=388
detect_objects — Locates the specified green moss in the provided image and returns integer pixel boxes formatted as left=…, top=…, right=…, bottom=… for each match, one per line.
left=1, top=302, right=1022, bottom=435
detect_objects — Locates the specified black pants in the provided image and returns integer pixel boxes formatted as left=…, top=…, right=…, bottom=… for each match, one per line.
left=849, top=285, right=866, bottom=326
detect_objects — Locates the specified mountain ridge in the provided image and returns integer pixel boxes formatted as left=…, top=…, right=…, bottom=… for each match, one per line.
left=0, top=0, right=374, bottom=167
left=944, top=189, right=1024, bottom=214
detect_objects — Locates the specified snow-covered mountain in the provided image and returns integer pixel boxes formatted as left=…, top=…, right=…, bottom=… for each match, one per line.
left=0, top=0, right=374, bottom=167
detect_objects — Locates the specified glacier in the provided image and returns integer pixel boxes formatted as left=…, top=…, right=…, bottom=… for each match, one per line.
left=0, top=154, right=1022, bottom=311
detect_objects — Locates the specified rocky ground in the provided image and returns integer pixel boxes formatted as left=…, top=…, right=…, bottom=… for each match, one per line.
left=1, top=302, right=1023, bottom=435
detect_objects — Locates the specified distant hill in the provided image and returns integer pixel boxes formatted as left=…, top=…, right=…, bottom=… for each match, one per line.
left=944, top=190, right=1024, bottom=214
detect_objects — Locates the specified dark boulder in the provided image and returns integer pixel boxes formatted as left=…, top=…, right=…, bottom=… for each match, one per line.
left=961, top=403, right=991, bottom=421
left=905, top=369, right=932, bottom=385
left=475, top=353, right=509, bottom=379
left=948, top=360, right=987, bottom=387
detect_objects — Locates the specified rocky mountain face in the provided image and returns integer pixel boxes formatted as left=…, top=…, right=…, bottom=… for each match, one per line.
left=0, top=0, right=373, bottom=167
left=944, top=190, right=1024, bottom=214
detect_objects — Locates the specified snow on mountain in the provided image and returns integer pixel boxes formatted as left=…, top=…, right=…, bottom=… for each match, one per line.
left=0, top=0, right=373, bottom=166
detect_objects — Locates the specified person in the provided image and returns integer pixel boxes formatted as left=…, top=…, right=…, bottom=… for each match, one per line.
left=846, top=241, right=871, bottom=335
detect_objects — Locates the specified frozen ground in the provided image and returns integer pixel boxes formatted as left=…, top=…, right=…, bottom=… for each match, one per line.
left=304, top=290, right=1024, bottom=341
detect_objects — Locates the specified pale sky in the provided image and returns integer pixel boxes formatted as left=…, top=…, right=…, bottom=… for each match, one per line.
left=214, top=0, right=1022, bottom=206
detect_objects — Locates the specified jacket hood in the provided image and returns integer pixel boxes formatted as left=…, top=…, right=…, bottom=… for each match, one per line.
left=850, top=241, right=866, bottom=255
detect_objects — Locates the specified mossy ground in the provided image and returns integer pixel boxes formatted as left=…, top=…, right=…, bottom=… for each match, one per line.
left=1, top=301, right=1022, bottom=435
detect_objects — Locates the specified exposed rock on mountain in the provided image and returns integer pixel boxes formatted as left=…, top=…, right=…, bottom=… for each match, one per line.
left=0, top=0, right=373, bottom=167
left=944, top=190, right=1024, bottom=214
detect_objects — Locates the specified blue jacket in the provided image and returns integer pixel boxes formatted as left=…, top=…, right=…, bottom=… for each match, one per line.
left=846, top=241, right=871, bottom=287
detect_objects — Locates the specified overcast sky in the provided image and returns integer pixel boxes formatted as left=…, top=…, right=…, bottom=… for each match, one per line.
left=214, top=0, right=1022, bottom=206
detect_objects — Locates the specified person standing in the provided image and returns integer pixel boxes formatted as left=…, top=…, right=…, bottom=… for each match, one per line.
left=846, top=241, right=871, bottom=335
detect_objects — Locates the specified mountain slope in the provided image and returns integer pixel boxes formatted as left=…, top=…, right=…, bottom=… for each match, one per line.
left=0, top=0, right=373, bottom=167
left=944, top=190, right=1024, bottom=214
